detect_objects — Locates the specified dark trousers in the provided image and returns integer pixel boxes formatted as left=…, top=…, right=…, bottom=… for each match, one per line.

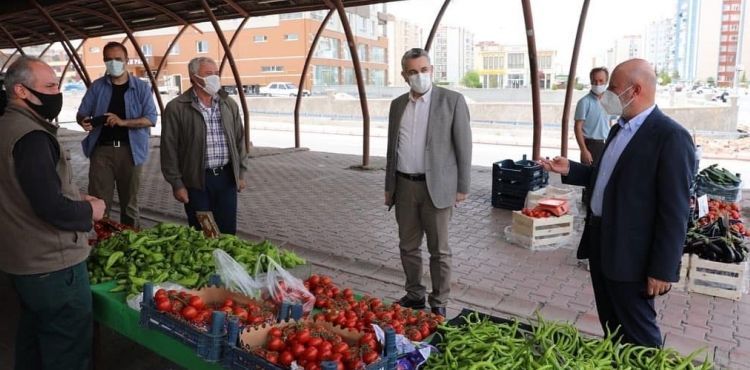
left=184, top=166, right=238, bottom=235
left=587, top=224, right=662, bottom=347
left=88, top=144, right=142, bottom=227
left=9, top=261, right=92, bottom=370
left=584, top=138, right=606, bottom=166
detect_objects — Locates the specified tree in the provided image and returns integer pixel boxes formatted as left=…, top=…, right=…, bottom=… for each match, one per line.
left=672, top=70, right=680, bottom=80
left=462, top=71, right=482, bottom=88
left=706, top=76, right=715, bottom=87
left=658, top=71, right=672, bottom=86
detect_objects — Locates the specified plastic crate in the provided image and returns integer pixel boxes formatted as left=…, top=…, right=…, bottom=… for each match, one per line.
left=491, top=193, right=526, bottom=210
left=139, top=283, right=227, bottom=362
left=494, top=174, right=549, bottom=198
left=492, top=156, right=546, bottom=183
left=223, top=319, right=397, bottom=370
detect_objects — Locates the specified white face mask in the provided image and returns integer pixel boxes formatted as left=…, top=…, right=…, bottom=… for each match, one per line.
left=600, top=85, right=634, bottom=116
left=591, top=84, right=607, bottom=95
left=408, top=72, right=432, bottom=94
left=105, top=60, right=126, bottom=77
left=196, top=74, right=221, bottom=96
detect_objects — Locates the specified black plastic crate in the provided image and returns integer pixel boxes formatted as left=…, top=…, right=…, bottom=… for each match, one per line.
left=222, top=319, right=397, bottom=370
left=493, top=173, right=549, bottom=198
left=491, top=193, right=526, bottom=210
left=492, top=156, right=546, bottom=183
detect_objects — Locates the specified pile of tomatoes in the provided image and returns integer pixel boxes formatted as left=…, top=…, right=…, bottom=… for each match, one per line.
left=90, top=218, right=134, bottom=244
left=304, top=275, right=443, bottom=342
left=152, top=289, right=276, bottom=327
left=251, top=323, right=381, bottom=370
left=521, top=207, right=554, bottom=218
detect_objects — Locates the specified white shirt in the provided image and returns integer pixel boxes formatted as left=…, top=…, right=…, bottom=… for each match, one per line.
left=397, top=88, right=432, bottom=174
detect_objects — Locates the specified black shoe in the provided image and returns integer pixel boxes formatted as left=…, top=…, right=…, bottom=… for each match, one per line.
left=431, top=307, right=447, bottom=317
left=398, top=295, right=426, bottom=310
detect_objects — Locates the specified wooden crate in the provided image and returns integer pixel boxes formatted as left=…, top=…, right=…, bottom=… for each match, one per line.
left=511, top=211, right=573, bottom=250
left=673, top=254, right=690, bottom=291
left=687, top=255, right=748, bottom=301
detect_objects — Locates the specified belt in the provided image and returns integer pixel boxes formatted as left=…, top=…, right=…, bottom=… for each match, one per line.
left=98, top=140, right=128, bottom=147
left=584, top=138, right=605, bottom=143
left=206, top=165, right=228, bottom=176
left=397, top=171, right=426, bottom=181
left=588, top=215, right=602, bottom=227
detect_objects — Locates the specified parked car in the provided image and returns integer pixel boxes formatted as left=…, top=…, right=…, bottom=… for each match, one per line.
left=259, top=82, right=310, bottom=97
left=694, top=87, right=717, bottom=95
left=221, top=85, right=238, bottom=95
left=62, top=82, right=86, bottom=93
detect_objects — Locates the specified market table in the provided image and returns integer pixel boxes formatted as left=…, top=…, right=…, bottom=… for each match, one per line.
left=91, top=281, right=223, bottom=370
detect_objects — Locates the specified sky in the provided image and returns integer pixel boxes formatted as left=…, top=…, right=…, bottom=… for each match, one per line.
left=386, top=0, right=676, bottom=75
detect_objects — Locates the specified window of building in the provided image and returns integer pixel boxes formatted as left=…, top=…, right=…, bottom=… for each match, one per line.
left=507, top=73, right=524, bottom=88
left=370, top=69, right=385, bottom=86
left=507, top=53, right=524, bottom=69
left=254, top=35, right=268, bottom=43
left=197, top=40, right=209, bottom=53
left=357, top=44, right=367, bottom=62
left=539, top=55, right=552, bottom=69
left=343, top=68, right=355, bottom=84
left=313, top=65, right=339, bottom=85
left=169, top=43, right=180, bottom=55
left=141, top=44, right=153, bottom=56
left=314, top=37, right=340, bottom=59
left=284, top=33, right=299, bottom=41
left=261, top=66, right=284, bottom=72
left=370, top=46, right=385, bottom=63
left=280, top=12, right=302, bottom=20
left=311, top=11, right=327, bottom=21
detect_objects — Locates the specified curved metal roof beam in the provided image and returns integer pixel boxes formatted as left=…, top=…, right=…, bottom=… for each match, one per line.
left=66, top=5, right=121, bottom=26
left=134, top=0, right=204, bottom=34
left=222, top=0, right=249, bottom=18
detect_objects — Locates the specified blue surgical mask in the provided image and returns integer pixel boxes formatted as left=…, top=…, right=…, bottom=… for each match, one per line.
left=105, top=60, right=126, bottom=77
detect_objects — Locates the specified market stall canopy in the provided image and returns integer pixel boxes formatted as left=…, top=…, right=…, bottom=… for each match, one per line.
left=0, top=0, right=403, bottom=50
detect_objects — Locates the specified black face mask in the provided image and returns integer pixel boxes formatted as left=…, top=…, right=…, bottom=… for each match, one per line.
left=22, top=85, right=63, bottom=121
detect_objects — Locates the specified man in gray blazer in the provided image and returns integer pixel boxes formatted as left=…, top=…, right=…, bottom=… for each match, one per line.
left=385, top=48, right=473, bottom=317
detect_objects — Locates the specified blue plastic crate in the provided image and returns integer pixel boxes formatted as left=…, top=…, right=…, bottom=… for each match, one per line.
left=139, top=282, right=228, bottom=362
left=222, top=319, right=397, bottom=370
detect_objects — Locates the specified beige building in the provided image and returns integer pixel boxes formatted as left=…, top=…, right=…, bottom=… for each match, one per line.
left=79, top=7, right=389, bottom=93
left=385, top=15, right=424, bottom=87
left=474, top=42, right=556, bottom=89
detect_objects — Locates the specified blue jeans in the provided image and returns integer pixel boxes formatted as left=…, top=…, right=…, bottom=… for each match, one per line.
left=184, top=166, right=238, bottom=235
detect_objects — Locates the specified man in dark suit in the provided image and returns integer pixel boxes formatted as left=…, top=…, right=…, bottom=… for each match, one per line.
left=384, top=48, right=473, bottom=317
left=539, top=59, right=695, bottom=347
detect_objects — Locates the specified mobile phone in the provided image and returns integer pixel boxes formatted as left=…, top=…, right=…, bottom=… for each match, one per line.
left=90, top=115, right=108, bottom=127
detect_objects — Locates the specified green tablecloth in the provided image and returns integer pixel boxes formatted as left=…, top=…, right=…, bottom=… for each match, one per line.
left=91, top=281, right=223, bottom=370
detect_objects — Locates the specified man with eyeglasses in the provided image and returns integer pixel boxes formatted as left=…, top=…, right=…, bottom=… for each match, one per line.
left=384, top=48, right=473, bottom=318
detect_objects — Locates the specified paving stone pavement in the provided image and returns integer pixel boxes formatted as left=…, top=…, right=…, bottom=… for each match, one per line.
left=53, top=130, right=750, bottom=368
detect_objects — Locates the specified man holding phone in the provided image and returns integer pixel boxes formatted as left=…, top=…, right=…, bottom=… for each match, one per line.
left=77, top=41, right=157, bottom=227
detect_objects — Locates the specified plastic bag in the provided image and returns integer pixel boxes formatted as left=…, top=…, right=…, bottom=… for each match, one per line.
left=257, top=254, right=315, bottom=313
left=126, top=282, right=186, bottom=311
left=213, top=249, right=264, bottom=298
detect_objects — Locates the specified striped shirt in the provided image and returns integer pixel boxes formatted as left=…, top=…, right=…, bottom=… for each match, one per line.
left=192, top=92, right=229, bottom=169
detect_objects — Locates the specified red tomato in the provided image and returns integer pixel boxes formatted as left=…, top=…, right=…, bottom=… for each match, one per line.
left=223, top=298, right=234, bottom=307
left=156, top=298, right=171, bottom=312
left=266, top=337, right=285, bottom=352
left=279, top=350, right=294, bottom=366
left=181, top=306, right=198, bottom=320
left=303, top=346, right=319, bottom=362
left=332, top=342, right=349, bottom=354
left=290, top=342, right=306, bottom=358
left=268, top=327, right=283, bottom=338
left=318, top=340, right=333, bottom=353
left=320, top=275, right=332, bottom=286
left=362, top=350, right=379, bottom=365
left=188, top=296, right=205, bottom=310
left=406, top=328, right=422, bottom=341
left=265, top=351, right=278, bottom=364
left=308, top=274, right=321, bottom=287
left=296, top=329, right=311, bottom=344
left=307, top=337, right=323, bottom=348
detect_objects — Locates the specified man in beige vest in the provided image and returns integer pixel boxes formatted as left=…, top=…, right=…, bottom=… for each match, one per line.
left=0, top=57, right=105, bottom=370
left=385, top=48, right=473, bottom=317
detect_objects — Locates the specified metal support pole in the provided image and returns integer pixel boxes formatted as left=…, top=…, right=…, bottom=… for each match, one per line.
left=59, top=38, right=89, bottom=87
left=30, top=0, right=91, bottom=86
left=0, top=25, right=26, bottom=56
left=1, top=50, right=19, bottom=72
left=521, top=0, right=542, bottom=160
left=200, top=0, right=251, bottom=152
left=333, top=0, right=371, bottom=167
left=58, top=40, right=87, bottom=87
left=294, top=9, right=334, bottom=148
left=102, top=0, right=165, bottom=114
left=424, top=0, right=451, bottom=52
left=219, top=16, right=251, bottom=74
left=155, top=25, right=189, bottom=81
left=37, top=42, right=54, bottom=58
left=560, top=0, right=590, bottom=157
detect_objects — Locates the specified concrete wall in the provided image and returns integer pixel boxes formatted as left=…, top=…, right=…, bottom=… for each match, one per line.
left=240, top=95, right=739, bottom=132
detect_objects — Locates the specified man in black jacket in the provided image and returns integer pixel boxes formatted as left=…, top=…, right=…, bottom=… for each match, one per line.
left=539, top=59, right=695, bottom=347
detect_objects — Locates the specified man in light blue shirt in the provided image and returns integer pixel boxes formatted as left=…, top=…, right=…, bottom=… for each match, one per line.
left=76, top=42, right=157, bottom=227
left=574, top=67, right=612, bottom=166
